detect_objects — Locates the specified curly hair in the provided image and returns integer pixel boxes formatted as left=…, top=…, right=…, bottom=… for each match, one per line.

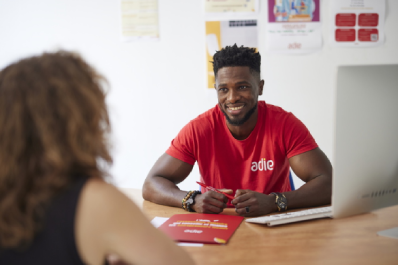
left=212, top=44, right=261, bottom=77
left=0, top=51, right=112, bottom=248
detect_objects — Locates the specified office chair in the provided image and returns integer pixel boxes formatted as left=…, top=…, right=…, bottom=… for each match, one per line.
left=289, top=171, right=295, bottom=191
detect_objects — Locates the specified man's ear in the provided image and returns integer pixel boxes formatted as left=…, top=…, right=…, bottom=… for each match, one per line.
left=258, top=80, right=264, bottom=96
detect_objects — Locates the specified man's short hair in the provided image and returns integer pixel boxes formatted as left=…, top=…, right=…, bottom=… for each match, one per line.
left=212, top=44, right=261, bottom=77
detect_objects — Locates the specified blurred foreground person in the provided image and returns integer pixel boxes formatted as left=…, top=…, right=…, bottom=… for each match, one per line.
left=0, top=51, right=194, bottom=265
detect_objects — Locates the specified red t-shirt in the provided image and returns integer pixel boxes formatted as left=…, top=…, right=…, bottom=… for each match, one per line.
left=166, top=101, right=317, bottom=197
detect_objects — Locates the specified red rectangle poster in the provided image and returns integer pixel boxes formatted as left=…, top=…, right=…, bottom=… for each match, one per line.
left=159, top=214, right=244, bottom=244
left=358, top=28, right=379, bottom=42
left=335, top=28, right=356, bottom=42
left=358, top=13, right=379, bottom=27
left=335, top=13, right=356, bottom=27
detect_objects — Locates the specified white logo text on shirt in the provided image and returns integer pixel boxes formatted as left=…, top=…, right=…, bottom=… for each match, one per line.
left=251, top=158, right=274, bottom=171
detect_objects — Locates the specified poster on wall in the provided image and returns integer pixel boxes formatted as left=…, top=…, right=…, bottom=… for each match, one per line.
left=330, top=0, right=385, bottom=47
left=204, top=0, right=259, bottom=17
left=120, top=0, right=159, bottom=42
left=205, top=20, right=258, bottom=89
left=266, top=0, right=322, bottom=54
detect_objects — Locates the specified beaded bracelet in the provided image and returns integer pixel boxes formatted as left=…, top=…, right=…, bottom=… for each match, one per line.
left=182, top=190, right=194, bottom=210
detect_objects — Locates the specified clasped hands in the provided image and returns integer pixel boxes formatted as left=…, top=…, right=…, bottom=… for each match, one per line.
left=191, top=189, right=276, bottom=217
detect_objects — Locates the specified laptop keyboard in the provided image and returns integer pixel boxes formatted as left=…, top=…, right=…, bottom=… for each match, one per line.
left=245, top=206, right=332, bottom=226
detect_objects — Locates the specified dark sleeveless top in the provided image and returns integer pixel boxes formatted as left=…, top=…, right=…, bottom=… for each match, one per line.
left=0, top=176, right=95, bottom=265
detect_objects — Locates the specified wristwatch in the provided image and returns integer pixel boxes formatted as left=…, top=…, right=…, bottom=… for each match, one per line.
left=270, top=192, right=287, bottom=212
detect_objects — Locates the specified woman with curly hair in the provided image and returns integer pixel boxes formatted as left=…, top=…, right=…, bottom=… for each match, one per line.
left=0, top=51, right=194, bottom=265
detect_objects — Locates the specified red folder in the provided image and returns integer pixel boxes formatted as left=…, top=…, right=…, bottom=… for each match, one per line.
left=158, top=213, right=244, bottom=244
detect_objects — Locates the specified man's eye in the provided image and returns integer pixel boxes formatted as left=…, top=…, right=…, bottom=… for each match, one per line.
left=218, top=88, right=227, bottom=92
left=239, top=86, right=248, bottom=89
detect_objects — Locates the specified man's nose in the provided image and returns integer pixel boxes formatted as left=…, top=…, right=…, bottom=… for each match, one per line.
left=227, top=89, right=240, bottom=103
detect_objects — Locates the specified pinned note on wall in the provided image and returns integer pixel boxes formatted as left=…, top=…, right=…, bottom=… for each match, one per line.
left=120, top=0, right=159, bottom=42
left=329, top=0, right=386, bottom=47
left=266, top=0, right=322, bottom=54
left=204, top=0, right=259, bottom=18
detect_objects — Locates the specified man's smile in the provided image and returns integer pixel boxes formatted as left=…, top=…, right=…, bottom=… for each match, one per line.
left=228, top=105, right=244, bottom=111
left=226, top=104, right=245, bottom=116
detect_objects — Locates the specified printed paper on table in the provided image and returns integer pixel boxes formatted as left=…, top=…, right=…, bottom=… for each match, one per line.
left=266, top=0, right=322, bottom=54
left=158, top=214, right=244, bottom=244
left=330, top=0, right=385, bottom=47
left=121, top=0, right=159, bottom=42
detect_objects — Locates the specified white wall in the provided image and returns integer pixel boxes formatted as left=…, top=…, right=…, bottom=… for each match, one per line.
left=1, top=0, right=397, bottom=190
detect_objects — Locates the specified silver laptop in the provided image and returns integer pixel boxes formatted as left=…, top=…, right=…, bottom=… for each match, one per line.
left=246, top=64, right=398, bottom=226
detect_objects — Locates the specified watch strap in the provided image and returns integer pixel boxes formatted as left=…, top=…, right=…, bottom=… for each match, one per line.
left=270, top=192, right=288, bottom=212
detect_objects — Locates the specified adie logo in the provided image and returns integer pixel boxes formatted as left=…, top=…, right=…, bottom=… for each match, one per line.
left=288, top=42, right=302, bottom=49
left=251, top=158, right=274, bottom=171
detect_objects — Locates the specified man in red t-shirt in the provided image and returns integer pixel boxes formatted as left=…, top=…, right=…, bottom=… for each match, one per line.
left=143, top=44, right=332, bottom=217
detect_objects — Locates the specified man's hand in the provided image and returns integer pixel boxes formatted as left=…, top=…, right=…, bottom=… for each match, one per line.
left=232, top=189, right=277, bottom=217
left=191, top=189, right=232, bottom=214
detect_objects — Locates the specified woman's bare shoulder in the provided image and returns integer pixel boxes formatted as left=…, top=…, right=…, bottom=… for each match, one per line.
left=75, top=177, right=143, bottom=264
left=76, top=177, right=194, bottom=265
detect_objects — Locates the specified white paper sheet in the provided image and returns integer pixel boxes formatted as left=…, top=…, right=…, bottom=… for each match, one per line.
left=120, top=0, right=159, bottom=42
left=204, top=0, right=259, bottom=18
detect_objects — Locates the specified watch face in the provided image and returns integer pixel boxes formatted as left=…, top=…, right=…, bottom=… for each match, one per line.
left=278, top=195, right=287, bottom=210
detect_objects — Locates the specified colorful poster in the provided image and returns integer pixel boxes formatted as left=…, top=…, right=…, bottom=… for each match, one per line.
left=266, top=0, right=322, bottom=54
left=120, top=0, right=159, bottom=42
left=330, top=0, right=385, bottom=47
left=205, top=0, right=259, bottom=17
left=205, top=20, right=258, bottom=89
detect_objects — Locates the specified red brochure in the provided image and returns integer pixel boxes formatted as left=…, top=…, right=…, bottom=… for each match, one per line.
left=158, top=213, right=244, bottom=244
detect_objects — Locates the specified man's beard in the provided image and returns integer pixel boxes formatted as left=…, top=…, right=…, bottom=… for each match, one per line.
left=221, top=103, right=257, bottom=126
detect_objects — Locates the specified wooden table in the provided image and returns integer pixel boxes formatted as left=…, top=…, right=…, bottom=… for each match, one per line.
left=120, top=188, right=398, bottom=265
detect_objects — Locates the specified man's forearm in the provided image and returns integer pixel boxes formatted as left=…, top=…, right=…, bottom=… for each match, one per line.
left=142, top=176, right=188, bottom=208
left=282, top=174, right=332, bottom=210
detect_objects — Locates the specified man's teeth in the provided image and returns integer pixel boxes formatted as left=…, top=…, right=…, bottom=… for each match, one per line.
left=229, top=106, right=243, bottom=111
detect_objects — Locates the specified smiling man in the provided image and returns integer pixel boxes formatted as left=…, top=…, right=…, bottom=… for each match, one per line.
left=143, top=44, right=332, bottom=217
